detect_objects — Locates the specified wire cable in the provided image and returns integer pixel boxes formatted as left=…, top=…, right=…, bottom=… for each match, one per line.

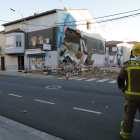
left=56, top=12, right=140, bottom=27
left=56, top=8, right=140, bottom=25
left=1, top=9, right=140, bottom=28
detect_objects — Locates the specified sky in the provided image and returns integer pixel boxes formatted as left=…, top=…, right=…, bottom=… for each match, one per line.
left=0, top=0, right=140, bottom=42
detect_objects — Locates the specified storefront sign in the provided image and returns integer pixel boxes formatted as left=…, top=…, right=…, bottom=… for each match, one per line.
left=43, top=44, right=51, bottom=50
left=25, top=49, right=41, bottom=54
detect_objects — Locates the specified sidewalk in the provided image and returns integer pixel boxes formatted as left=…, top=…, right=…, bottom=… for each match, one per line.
left=0, top=71, right=55, bottom=79
left=0, top=115, right=63, bottom=140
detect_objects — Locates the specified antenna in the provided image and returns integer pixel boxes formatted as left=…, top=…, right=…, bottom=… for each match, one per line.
left=38, top=5, right=41, bottom=13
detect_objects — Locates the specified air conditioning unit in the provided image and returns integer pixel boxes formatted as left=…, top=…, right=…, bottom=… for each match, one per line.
left=43, top=38, right=50, bottom=44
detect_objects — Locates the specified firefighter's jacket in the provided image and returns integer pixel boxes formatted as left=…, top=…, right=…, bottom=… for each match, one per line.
left=118, top=60, right=140, bottom=101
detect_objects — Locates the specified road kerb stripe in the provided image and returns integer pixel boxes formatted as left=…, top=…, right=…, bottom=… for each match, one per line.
left=134, top=119, right=140, bottom=122
left=73, top=107, right=102, bottom=114
left=8, top=94, right=22, bottom=98
left=35, top=99, right=55, bottom=105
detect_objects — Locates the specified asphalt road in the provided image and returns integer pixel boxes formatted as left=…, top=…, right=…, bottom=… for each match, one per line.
left=0, top=75, right=139, bottom=140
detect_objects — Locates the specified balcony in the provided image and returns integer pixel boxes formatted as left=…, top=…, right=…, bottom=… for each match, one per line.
left=4, top=29, right=25, bottom=54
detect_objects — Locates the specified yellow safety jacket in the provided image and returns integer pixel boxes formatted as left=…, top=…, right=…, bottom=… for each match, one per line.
left=119, top=60, right=140, bottom=101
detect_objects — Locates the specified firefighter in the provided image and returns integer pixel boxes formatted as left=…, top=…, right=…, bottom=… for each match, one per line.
left=117, top=43, right=140, bottom=140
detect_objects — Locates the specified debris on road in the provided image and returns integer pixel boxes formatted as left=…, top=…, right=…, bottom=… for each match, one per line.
left=105, top=106, right=109, bottom=108
left=22, top=110, right=27, bottom=113
left=17, top=84, right=19, bottom=86
left=54, top=68, right=119, bottom=80
left=91, top=101, right=95, bottom=103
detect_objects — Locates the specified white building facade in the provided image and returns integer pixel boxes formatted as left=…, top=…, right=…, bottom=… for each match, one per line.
left=1, top=9, right=106, bottom=71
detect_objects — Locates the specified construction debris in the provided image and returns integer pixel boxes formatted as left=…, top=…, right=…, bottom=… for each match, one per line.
left=54, top=68, right=119, bottom=80
left=54, top=28, right=119, bottom=80
left=22, top=110, right=27, bottom=113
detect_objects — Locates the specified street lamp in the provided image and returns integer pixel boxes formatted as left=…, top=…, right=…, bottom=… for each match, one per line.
left=10, top=8, right=24, bottom=30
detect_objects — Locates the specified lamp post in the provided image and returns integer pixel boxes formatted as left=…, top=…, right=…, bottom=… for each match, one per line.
left=10, top=8, right=24, bottom=30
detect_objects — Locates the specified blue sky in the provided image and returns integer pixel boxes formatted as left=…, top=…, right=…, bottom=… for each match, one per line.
left=0, top=0, right=140, bottom=41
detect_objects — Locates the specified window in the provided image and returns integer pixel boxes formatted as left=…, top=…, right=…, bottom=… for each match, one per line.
left=87, top=21, right=91, bottom=30
left=37, top=35, right=43, bottom=45
left=93, top=41, right=97, bottom=50
left=16, top=35, right=22, bottom=47
left=30, top=36, right=35, bottom=47
left=19, top=42, right=22, bottom=47
left=5, top=36, right=13, bottom=48
left=97, top=42, right=103, bottom=51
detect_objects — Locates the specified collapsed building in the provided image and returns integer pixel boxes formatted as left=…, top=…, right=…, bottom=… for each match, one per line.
left=58, top=28, right=94, bottom=71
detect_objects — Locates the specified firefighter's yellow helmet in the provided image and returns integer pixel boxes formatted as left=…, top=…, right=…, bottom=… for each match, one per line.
left=132, top=44, right=140, bottom=56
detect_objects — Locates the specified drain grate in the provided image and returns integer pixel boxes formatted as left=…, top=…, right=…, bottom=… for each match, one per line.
left=45, top=86, right=62, bottom=89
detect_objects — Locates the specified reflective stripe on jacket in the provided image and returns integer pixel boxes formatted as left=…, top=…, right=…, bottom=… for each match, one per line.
left=118, top=60, right=140, bottom=101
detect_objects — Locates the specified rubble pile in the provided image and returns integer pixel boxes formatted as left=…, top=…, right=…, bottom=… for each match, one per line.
left=59, top=41, right=93, bottom=71
left=54, top=68, right=119, bottom=80
left=54, top=40, right=119, bottom=80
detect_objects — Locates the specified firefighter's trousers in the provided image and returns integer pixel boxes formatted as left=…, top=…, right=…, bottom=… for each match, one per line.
left=120, top=99, right=140, bottom=139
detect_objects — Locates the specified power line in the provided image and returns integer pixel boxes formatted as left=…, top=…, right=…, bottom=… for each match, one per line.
left=11, top=12, right=140, bottom=28
left=56, top=12, right=140, bottom=27
left=24, top=23, right=53, bottom=27
left=56, top=8, right=140, bottom=25
left=1, top=9, right=140, bottom=28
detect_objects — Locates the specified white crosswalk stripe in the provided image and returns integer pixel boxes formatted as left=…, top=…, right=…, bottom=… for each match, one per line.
left=75, top=78, right=86, bottom=80
left=58, top=77, right=65, bottom=79
left=69, top=77, right=79, bottom=80
left=57, top=77, right=117, bottom=84
left=108, top=80, right=117, bottom=83
left=97, top=79, right=108, bottom=82
left=85, top=78, right=97, bottom=81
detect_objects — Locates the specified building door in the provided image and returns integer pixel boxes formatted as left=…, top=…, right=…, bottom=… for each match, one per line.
left=18, top=56, right=24, bottom=70
left=1, top=57, right=4, bottom=70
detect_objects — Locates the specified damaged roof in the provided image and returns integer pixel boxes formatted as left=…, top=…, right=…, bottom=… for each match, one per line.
left=2, top=9, right=87, bottom=27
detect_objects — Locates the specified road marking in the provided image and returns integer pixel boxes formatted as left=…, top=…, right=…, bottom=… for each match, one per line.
left=69, top=77, right=79, bottom=80
left=73, top=107, right=102, bottom=114
left=0, top=77, right=5, bottom=78
left=85, top=78, right=97, bottom=81
left=134, top=119, right=140, bottom=122
left=35, top=99, right=55, bottom=105
left=108, top=80, right=117, bottom=83
left=8, top=94, right=22, bottom=98
left=58, top=77, right=65, bottom=79
left=97, top=79, right=108, bottom=82
left=0, top=91, right=1, bottom=93
left=75, top=78, right=86, bottom=80
left=75, top=79, right=83, bottom=80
